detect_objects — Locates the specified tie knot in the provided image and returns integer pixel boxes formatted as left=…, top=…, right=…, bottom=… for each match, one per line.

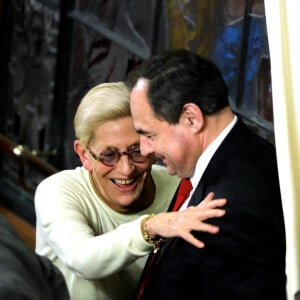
left=172, top=178, right=192, bottom=211
left=181, top=178, right=192, bottom=193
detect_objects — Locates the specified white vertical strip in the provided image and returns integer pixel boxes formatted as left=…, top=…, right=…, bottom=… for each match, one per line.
left=265, top=1, right=300, bottom=299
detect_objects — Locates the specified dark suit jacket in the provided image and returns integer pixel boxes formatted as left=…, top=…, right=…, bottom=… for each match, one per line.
left=138, top=119, right=286, bottom=300
left=0, top=215, right=69, bottom=300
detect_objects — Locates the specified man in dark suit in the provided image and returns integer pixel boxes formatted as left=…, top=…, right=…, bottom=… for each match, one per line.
left=126, top=49, right=286, bottom=299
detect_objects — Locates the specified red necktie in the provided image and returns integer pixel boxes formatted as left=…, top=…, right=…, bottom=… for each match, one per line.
left=136, top=178, right=192, bottom=299
left=172, top=178, right=193, bottom=211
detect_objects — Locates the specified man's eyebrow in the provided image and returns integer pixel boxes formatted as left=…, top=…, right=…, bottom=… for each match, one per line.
left=136, top=128, right=149, bottom=135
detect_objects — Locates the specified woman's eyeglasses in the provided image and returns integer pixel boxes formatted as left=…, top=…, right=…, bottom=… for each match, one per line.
left=86, top=144, right=146, bottom=167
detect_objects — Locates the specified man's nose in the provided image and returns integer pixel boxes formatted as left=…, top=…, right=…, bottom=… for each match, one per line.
left=140, top=135, right=154, bottom=156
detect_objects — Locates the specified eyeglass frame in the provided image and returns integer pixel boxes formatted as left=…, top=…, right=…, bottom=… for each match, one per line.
left=86, top=143, right=147, bottom=167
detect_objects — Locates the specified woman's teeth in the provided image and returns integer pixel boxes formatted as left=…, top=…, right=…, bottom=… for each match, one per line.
left=113, top=178, right=135, bottom=185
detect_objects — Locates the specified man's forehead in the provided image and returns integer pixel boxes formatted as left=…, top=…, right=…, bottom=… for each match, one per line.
left=134, top=77, right=150, bottom=90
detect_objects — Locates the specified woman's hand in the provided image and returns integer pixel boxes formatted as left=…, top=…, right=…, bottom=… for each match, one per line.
left=144, top=192, right=226, bottom=248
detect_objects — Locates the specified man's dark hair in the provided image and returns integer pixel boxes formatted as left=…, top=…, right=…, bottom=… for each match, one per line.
left=126, top=49, right=229, bottom=124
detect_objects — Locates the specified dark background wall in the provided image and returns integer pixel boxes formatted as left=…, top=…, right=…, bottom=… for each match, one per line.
left=0, top=0, right=272, bottom=233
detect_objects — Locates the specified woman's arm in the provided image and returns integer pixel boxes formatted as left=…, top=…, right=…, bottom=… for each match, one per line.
left=35, top=174, right=225, bottom=279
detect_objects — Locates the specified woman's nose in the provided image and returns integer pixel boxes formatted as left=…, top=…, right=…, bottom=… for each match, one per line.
left=116, top=154, right=135, bottom=174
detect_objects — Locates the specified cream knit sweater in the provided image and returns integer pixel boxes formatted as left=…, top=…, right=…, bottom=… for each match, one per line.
left=35, top=165, right=179, bottom=300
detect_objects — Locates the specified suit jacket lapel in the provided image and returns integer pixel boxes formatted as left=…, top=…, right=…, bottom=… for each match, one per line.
left=188, top=119, right=251, bottom=207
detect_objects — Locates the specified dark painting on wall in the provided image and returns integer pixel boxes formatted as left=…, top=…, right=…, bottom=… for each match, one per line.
left=166, top=0, right=273, bottom=127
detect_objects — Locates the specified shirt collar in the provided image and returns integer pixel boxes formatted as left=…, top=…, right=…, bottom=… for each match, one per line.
left=179, top=115, right=237, bottom=211
left=190, top=115, right=238, bottom=191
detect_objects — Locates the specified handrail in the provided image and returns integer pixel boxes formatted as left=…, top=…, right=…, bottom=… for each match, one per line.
left=0, top=134, right=58, bottom=176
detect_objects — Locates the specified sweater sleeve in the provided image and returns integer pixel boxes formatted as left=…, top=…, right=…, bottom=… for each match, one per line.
left=34, top=171, right=153, bottom=280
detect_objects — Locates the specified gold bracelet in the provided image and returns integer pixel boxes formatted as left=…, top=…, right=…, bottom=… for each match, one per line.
left=141, top=214, right=166, bottom=253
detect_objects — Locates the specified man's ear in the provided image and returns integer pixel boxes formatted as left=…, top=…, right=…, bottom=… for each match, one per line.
left=74, top=140, right=92, bottom=171
left=181, top=103, right=204, bottom=133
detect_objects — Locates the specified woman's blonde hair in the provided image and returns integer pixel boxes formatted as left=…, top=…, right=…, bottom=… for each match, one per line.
left=74, top=82, right=131, bottom=146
